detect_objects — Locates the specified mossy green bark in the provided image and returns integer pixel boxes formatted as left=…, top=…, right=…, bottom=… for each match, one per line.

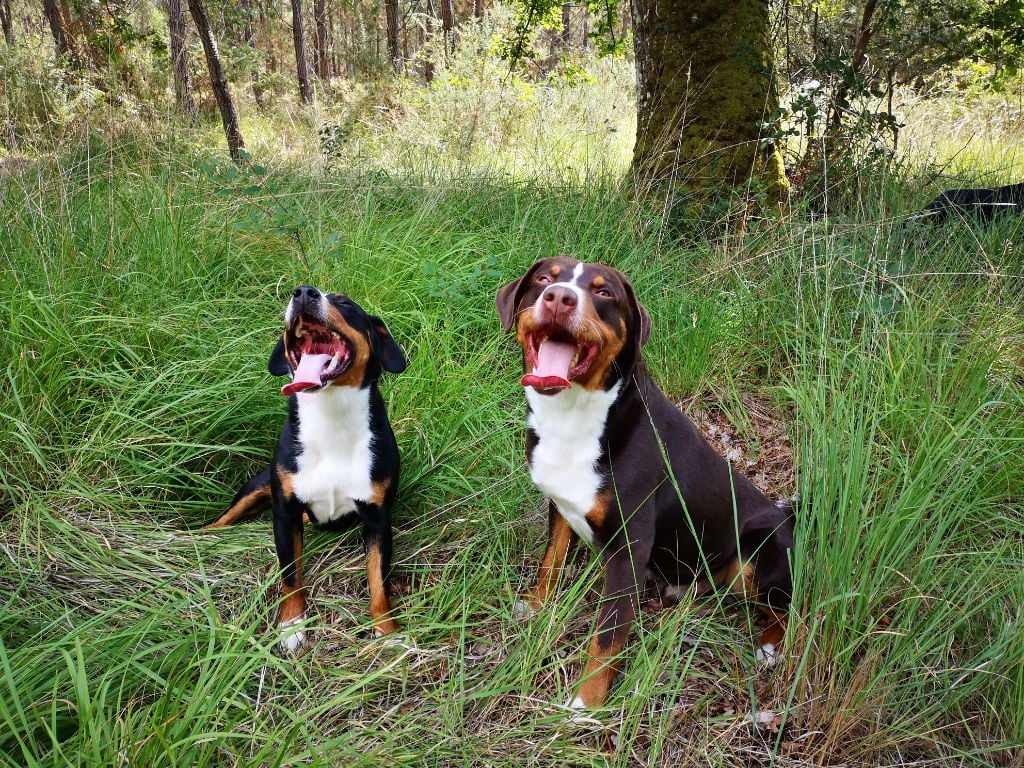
left=631, top=0, right=788, bottom=201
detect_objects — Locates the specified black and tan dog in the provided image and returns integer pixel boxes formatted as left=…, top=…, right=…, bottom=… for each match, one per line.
left=497, top=258, right=794, bottom=709
left=920, top=181, right=1024, bottom=223
left=206, top=285, right=407, bottom=651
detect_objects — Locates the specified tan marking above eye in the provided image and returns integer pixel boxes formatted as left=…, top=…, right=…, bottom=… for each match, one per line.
left=550, top=264, right=561, bottom=277
left=592, top=275, right=605, bottom=288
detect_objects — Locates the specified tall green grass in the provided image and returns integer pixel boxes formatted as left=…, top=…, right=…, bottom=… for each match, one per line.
left=1, top=135, right=1022, bottom=766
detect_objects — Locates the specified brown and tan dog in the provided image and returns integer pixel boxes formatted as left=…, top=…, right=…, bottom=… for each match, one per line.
left=497, top=258, right=794, bottom=709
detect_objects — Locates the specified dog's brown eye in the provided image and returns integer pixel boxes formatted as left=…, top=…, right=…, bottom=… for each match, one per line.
left=536, top=274, right=552, bottom=284
left=594, top=288, right=613, bottom=298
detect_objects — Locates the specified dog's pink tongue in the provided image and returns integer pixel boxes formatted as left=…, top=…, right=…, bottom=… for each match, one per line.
left=521, top=339, right=574, bottom=391
left=281, top=353, right=332, bottom=396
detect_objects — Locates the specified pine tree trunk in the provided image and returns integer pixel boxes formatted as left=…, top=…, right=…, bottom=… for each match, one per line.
left=187, top=0, right=245, bottom=160
left=439, top=0, right=455, bottom=53
left=166, top=0, right=198, bottom=120
left=290, top=0, right=313, bottom=103
left=474, top=0, right=483, bottom=18
left=420, top=24, right=434, bottom=82
left=385, top=0, right=400, bottom=72
left=560, top=3, right=571, bottom=47
left=314, top=0, right=329, bottom=80
left=630, top=0, right=788, bottom=200
left=241, top=0, right=265, bottom=108
left=328, top=2, right=339, bottom=76
left=42, top=0, right=78, bottom=66
left=0, top=0, right=13, bottom=46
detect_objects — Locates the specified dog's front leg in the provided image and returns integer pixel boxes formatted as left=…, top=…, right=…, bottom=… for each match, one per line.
left=361, top=510, right=399, bottom=636
left=571, top=533, right=652, bottom=709
left=273, top=499, right=307, bottom=652
left=516, top=502, right=578, bottom=618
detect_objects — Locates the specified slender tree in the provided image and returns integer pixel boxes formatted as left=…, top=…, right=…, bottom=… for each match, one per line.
left=439, top=0, right=455, bottom=53
left=329, top=2, right=340, bottom=76
left=0, top=0, right=13, bottom=46
left=385, top=0, right=400, bottom=71
left=42, top=0, right=78, bottom=65
left=474, top=0, right=483, bottom=18
left=560, top=2, right=570, bottom=46
left=166, top=0, right=198, bottom=120
left=187, top=0, right=245, bottom=159
left=630, top=0, right=788, bottom=199
left=290, top=0, right=313, bottom=103
left=314, top=0, right=329, bottom=80
left=825, top=0, right=879, bottom=145
left=241, top=0, right=265, bottom=108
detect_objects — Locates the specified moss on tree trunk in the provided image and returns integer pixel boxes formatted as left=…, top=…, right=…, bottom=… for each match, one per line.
left=631, top=0, right=788, bottom=201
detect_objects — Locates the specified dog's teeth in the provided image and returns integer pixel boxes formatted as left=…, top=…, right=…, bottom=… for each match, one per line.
left=331, top=331, right=340, bottom=339
left=326, top=352, right=341, bottom=373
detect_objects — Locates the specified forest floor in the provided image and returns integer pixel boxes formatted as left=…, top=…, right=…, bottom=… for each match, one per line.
left=1, top=107, right=1023, bottom=766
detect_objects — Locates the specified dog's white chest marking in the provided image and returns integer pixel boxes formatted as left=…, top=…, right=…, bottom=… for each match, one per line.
left=526, top=384, right=620, bottom=546
left=293, top=386, right=374, bottom=524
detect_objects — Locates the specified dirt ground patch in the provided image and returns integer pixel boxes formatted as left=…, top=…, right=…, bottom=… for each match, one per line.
left=680, top=393, right=796, bottom=501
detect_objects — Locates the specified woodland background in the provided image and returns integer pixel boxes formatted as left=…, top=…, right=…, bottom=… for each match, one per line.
left=1, top=1, right=1023, bottom=766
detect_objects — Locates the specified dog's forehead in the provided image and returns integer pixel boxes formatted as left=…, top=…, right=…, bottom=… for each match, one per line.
left=542, top=259, right=630, bottom=291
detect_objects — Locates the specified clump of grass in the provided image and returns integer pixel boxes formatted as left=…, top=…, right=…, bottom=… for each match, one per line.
left=1, top=129, right=1022, bottom=766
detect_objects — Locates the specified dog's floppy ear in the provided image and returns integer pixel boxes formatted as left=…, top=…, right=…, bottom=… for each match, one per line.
left=611, top=272, right=651, bottom=378
left=369, top=316, right=408, bottom=374
left=496, top=260, right=547, bottom=333
left=268, top=338, right=290, bottom=376
left=622, top=276, right=651, bottom=348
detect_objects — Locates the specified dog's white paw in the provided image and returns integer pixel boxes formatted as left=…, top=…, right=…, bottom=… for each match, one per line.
left=663, top=583, right=688, bottom=603
left=562, top=695, right=602, bottom=726
left=755, top=642, right=778, bottom=668
left=512, top=599, right=536, bottom=621
left=375, top=631, right=413, bottom=650
left=278, top=616, right=307, bottom=653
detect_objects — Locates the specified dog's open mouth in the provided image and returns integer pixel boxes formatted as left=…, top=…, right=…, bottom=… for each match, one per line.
left=281, top=318, right=353, bottom=396
left=521, top=327, right=599, bottom=394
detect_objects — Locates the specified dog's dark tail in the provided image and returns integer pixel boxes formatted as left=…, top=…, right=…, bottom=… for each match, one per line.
left=204, top=467, right=273, bottom=529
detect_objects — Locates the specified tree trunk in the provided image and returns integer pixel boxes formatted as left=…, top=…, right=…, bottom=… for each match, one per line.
left=290, top=0, right=312, bottom=103
left=187, top=0, right=245, bottom=160
left=329, top=2, right=339, bottom=76
left=439, top=0, right=455, bottom=53
left=0, top=0, right=13, bottom=46
left=42, top=0, right=77, bottom=65
left=630, top=0, right=788, bottom=200
left=241, top=0, right=265, bottom=108
left=314, top=0, right=329, bottom=80
left=385, top=0, right=400, bottom=72
left=825, top=0, right=879, bottom=145
left=560, top=3, right=571, bottom=47
left=166, top=0, right=198, bottom=121
left=474, top=0, right=483, bottom=18
left=421, top=24, right=434, bottom=82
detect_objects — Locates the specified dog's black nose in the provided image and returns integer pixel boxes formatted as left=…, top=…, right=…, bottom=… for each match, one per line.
left=542, top=285, right=577, bottom=308
left=293, top=286, right=320, bottom=301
